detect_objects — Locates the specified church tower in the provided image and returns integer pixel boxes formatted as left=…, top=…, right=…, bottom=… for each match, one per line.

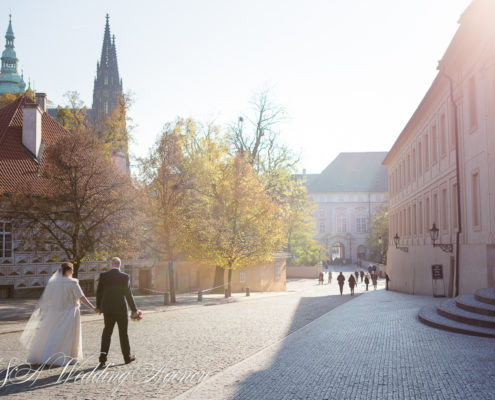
left=91, top=14, right=122, bottom=119
left=0, top=15, right=26, bottom=95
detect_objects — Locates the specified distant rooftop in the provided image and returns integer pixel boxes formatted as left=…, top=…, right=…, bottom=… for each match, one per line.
left=304, top=152, right=388, bottom=193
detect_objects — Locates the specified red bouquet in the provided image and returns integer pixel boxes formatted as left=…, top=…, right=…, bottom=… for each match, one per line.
left=131, top=310, right=143, bottom=321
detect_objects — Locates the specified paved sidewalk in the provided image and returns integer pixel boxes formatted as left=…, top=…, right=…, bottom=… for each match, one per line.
left=176, top=290, right=495, bottom=400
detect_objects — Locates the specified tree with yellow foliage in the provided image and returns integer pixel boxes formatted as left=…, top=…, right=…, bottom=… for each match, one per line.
left=189, top=151, right=284, bottom=296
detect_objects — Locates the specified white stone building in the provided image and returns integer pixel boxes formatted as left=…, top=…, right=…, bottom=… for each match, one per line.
left=302, top=152, right=388, bottom=264
left=384, top=0, right=495, bottom=296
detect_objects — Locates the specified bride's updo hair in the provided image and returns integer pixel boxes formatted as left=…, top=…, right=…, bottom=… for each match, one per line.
left=61, top=262, right=74, bottom=276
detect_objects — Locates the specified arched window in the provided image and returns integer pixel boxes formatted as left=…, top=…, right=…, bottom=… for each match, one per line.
left=319, top=221, right=325, bottom=233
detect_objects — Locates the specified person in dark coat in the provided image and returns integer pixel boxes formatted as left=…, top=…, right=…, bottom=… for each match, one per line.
left=328, top=271, right=332, bottom=284
left=96, top=257, right=138, bottom=368
left=354, top=270, right=359, bottom=283
left=337, top=272, right=345, bottom=295
left=371, top=271, right=378, bottom=290
left=364, top=274, right=370, bottom=291
left=348, top=274, right=356, bottom=295
left=318, top=271, right=324, bottom=285
left=386, top=273, right=391, bottom=291
left=368, top=265, right=372, bottom=274
left=360, top=270, right=364, bottom=282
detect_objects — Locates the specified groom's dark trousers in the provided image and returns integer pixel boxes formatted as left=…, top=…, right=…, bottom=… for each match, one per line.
left=96, top=268, right=137, bottom=363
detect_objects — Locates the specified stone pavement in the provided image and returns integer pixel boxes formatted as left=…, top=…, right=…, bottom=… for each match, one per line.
left=0, top=276, right=362, bottom=399
left=176, top=290, right=495, bottom=400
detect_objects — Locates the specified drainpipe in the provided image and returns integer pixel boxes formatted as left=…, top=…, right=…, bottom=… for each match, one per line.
left=439, top=69, right=462, bottom=297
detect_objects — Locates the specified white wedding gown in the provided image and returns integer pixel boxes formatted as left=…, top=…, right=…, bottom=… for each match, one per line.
left=21, top=273, right=85, bottom=366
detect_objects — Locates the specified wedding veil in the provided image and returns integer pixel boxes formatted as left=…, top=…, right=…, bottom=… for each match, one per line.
left=19, top=267, right=65, bottom=349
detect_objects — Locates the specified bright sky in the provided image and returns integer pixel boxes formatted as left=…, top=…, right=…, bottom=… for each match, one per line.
left=3, top=0, right=471, bottom=173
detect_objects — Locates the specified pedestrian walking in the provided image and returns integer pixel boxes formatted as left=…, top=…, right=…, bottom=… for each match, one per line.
left=360, top=270, right=364, bottom=282
left=348, top=274, right=356, bottom=296
left=372, top=272, right=378, bottom=290
left=368, top=265, right=372, bottom=274
left=385, top=273, right=391, bottom=291
left=318, top=271, right=324, bottom=285
left=337, top=272, right=345, bottom=295
left=328, top=271, right=332, bottom=284
left=354, top=270, right=359, bottom=284
left=364, top=274, right=370, bottom=291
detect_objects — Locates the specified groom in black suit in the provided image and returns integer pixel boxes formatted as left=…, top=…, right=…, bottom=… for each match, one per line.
left=96, top=257, right=138, bottom=367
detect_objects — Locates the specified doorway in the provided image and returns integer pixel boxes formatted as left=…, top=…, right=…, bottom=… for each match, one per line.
left=331, top=242, right=345, bottom=260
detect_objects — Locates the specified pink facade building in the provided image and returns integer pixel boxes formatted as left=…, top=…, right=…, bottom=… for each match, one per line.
left=384, top=0, right=495, bottom=296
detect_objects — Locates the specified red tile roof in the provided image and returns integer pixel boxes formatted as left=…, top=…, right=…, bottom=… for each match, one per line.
left=0, top=95, right=71, bottom=194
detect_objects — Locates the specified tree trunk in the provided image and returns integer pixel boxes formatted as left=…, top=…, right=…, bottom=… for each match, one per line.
left=212, top=266, right=224, bottom=294
left=168, top=260, right=176, bottom=303
left=227, top=269, right=233, bottom=298
left=73, top=257, right=82, bottom=279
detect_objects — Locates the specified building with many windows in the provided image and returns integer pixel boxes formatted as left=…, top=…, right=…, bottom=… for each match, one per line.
left=383, top=0, right=495, bottom=296
left=302, top=152, right=388, bottom=263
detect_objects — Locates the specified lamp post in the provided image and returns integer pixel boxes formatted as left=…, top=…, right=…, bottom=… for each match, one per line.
left=429, top=223, right=453, bottom=253
left=393, top=233, right=408, bottom=252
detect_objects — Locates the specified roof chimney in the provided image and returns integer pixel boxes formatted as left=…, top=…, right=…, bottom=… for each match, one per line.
left=35, top=92, right=47, bottom=112
left=22, top=103, right=43, bottom=160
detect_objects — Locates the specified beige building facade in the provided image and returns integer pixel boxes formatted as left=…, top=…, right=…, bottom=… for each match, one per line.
left=302, top=152, right=388, bottom=263
left=384, top=0, right=495, bottom=296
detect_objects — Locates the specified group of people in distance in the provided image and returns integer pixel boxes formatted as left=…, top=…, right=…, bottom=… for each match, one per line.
left=318, top=266, right=381, bottom=296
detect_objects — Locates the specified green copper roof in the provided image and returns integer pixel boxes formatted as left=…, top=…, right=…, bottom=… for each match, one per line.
left=0, top=15, right=25, bottom=95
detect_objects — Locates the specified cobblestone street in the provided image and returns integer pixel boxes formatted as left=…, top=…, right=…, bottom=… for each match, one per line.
left=0, top=274, right=363, bottom=399
left=2, top=274, right=492, bottom=400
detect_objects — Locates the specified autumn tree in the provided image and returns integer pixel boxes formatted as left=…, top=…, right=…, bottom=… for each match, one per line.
left=53, top=91, right=88, bottom=132
left=0, top=89, right=35, bottom=108
left=138, top=118, right=201, bottom=303
left=10, top=130, right=143, bottom=277
left=189, top=151, right=284, bottom=296
left=367, top=206, right=389, bottom=264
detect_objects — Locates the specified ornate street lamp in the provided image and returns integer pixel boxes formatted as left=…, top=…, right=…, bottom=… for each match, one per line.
left=429, top=223, right=453, bottom=253
left=393, top=233, right=408, bottom=252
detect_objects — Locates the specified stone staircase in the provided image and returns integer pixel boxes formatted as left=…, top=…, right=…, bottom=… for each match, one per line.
left=418, top=288, right=495, bottom=338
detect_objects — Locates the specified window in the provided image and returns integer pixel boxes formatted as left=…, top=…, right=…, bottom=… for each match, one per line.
left=407, top=207, right=411, bottom=236
left=425, top=198, right=430, bottom=232
left=431, top=125, right=438, bottom=164
left=407, top=154, right=411, bottom=184
left=450, top=108, right=456, bottom=150
left=418, top=142, right=423, bottom=176
left=412, top=149, right=416, bottom=180
left=413, top=204, right=417, bottom=235
left=472, top=172, right=481, bottom=228
left=442, top=188, right=448, bottom=231
left=319, top=221, right=325, bottom=233
left=418, top=201, right=423, bottom=234
left=336, top=214, right=347, bottom=233
left=239, top=270, right=246, bottom=283
left=104, top=101, right=109, bottom=114
left=104, top=76, right=108, bottom=85
left=0, top=222, right=12, bottom=258
left=275, top=263, right=281, bottom=280
left=356, top=216, right=368, bottom=233
left=424, top=134, right=429, bottom=170
left=433, top=193, right=439, bottom=227
left=468, top=76, right=477, bottom=130
left=440, top=114, right=447, bottom=157
left=452, top=183, right=458, bottom=230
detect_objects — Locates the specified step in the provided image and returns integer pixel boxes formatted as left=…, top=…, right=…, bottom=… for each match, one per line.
left=437, top=299, right=495, bottom=329
left=455, top=294, right=495, bottom=316
left=475, top=288, right=495, bottom=306
left=418, top=305, right=495, bottom=338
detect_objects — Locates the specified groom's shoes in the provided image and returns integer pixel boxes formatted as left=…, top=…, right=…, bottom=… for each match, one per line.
left=124, top=355, right=136, bottom=365
left=97, top=361, right=106, bottom=369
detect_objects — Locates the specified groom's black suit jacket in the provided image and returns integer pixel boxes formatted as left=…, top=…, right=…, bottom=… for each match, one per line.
left=96, top=268, right=137, bottom=316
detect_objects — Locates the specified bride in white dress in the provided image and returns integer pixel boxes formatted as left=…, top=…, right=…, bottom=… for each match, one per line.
left=20, top=262, right=97, bottom=366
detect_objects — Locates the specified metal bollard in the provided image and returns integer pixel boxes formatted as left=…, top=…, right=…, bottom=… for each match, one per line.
left=163, top=292, right=170, bottom=305
left=245, top=287, right=250, bottom=296
left=197, top=290, right=203, bottom=301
